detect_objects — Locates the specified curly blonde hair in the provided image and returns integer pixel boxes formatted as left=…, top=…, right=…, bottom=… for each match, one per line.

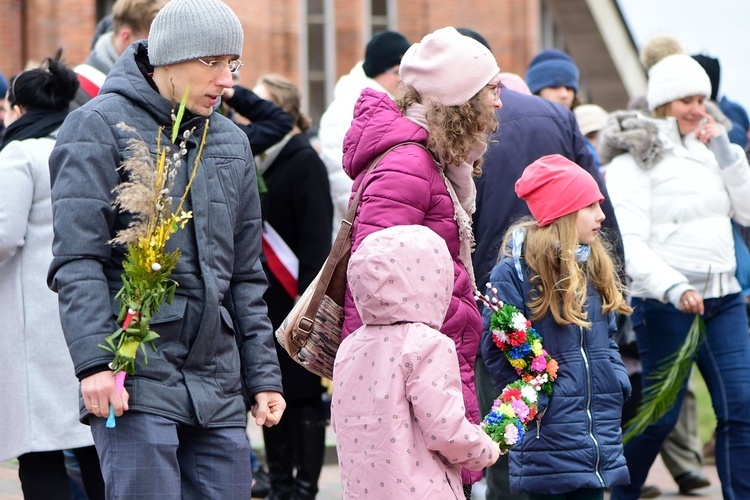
left=395, top=86, right=498, bottom=176
left=500, top=216, right=631, bottom=328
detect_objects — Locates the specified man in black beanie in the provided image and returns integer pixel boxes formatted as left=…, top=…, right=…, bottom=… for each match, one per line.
left=318, top=30, right=410, bottom=244
left=693, top=53, right=749, bottom=149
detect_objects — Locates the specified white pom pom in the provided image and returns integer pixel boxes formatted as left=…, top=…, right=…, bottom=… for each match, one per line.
left=151, top=262, right=162, bottom=271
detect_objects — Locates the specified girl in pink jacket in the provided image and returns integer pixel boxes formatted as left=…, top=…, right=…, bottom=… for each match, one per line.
left=332, top=225, right=500, bottom=499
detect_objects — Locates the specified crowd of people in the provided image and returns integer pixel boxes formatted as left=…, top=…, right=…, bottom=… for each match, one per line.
left=2, top=0, right=750, bottom=499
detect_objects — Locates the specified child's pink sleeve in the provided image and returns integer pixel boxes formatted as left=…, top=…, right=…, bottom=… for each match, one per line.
left=405, top=332, right=499, bottom=470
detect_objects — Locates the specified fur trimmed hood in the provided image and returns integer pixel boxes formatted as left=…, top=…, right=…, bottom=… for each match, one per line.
left=598, top=101, right=732, bottom=170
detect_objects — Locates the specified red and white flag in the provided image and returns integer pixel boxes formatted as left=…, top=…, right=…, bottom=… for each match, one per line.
left=261, top=222, right=299, bottom=299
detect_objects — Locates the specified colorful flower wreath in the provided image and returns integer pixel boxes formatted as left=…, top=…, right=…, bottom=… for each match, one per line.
left=476, top=285, right=559, bottom=454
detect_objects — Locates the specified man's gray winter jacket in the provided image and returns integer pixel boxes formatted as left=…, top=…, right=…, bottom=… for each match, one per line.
left=48, top=41, right=282, bottom=426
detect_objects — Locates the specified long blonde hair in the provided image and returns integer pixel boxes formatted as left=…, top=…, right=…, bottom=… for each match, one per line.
left=395, top=86, right=498, bottom=175
left=501, top=216, right=631, bottom=328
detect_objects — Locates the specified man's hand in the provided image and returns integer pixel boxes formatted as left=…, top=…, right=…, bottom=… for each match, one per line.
left=251, top=391, right=286, bottom=427
left=81, top=370, right=130, bottom=418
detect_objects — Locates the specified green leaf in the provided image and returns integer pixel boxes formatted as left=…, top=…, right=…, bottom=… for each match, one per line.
left=171, top=88, right=189, bottom=144
left=622, top=314, right=705, bottom=444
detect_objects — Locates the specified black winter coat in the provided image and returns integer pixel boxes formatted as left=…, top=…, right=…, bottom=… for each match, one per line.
left=261, top=133, right=333, bottom=402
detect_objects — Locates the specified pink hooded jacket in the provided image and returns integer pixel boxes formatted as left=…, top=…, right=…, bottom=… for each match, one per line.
left=341, top=90, right=483, bottom=463
left=332, top=225, right=498, bottom=499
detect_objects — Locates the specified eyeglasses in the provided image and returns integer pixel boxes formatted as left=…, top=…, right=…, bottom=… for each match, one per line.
left=486, top=82, right=504, bottom=99
left=198, top=58, right=243, bottom=74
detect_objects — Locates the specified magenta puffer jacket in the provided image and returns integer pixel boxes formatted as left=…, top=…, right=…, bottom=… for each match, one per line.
left=341, top=89, right=483, bottom=483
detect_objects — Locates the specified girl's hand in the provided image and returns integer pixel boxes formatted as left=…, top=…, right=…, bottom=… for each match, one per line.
left=679, top=290, right=704, bottom=315
left=695, top=112, right=723, bottom=144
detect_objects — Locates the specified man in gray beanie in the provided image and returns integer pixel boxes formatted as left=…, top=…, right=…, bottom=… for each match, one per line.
left=48, top=0, right=285, bottom=496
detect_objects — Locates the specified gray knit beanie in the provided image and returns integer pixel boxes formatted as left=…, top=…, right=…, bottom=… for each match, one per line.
left=148, top=0, right=244, bottom=67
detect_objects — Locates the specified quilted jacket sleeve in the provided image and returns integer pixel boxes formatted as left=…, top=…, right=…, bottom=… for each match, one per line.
left=225, top=143, right=283, bottom=396
left=47, top=107, right=123, bottom=377
left=406, top=331, right=498, bottom=470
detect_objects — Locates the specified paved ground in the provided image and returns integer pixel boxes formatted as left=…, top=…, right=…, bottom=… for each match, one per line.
left=0, top=423, right=722, bottom=499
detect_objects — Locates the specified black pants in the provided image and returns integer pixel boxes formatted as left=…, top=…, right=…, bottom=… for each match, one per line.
left=17, top=446, right=104, bottom=500
left=262, top=399, right=328, bottom=500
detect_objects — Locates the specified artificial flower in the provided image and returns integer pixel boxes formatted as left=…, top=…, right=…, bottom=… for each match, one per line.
left=477, top=285, right=559, bottom=453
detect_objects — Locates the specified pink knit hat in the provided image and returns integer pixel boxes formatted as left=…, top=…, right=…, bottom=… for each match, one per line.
left=399, top=26, right=500, bottom=106
left=515, top=154, right=604, bottom=226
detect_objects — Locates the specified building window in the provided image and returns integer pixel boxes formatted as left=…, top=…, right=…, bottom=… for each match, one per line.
left=371, top=0, right=389, bottom=35
left=305, top=0, right=332, bottom=127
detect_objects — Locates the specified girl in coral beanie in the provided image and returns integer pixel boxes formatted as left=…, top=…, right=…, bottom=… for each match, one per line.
left=481, top=154, right=633, bottom=499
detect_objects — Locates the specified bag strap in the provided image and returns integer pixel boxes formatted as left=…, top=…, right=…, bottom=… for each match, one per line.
left=294, top=141, right=428, bottom=339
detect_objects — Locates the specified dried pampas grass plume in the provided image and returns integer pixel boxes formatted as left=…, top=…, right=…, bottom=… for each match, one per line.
left=640, top=33, right=683, bottom=71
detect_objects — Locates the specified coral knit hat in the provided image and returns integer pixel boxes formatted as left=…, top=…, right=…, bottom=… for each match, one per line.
left=515, top=154, right=603, bottom=226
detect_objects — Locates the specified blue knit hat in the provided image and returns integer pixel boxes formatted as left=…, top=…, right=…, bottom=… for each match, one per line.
left=0, top=72, right=7, bottom=99
left=525, top=49, right=579, bottom=95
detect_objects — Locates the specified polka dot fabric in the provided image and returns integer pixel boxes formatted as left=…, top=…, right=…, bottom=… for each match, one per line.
left=332, top=226, right=499, bottom=497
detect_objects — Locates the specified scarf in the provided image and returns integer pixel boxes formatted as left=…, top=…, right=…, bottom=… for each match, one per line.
left=511, top=226, right=590, bottom=281
left=254, top=132, right=294, bottom=174
left=404, top=103, right=487, bottom=291
left=0, top=109, right=68, bottom=153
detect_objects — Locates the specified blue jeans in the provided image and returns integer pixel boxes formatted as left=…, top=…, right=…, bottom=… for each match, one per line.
left=90, top=412, right=252, bottom=499
left=611, top=294, right=750, bottom=500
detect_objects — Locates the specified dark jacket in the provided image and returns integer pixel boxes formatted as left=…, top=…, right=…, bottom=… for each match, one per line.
left=473, top=89, right=624, bottom=287
left=481, top=256, right=630, bottom=494
left=223, top=85, right=293, bottom=156
left=719, top=96, right=750, bottom=149
left=261, top=132, right=332, bottom=402
left=48, top=41, right=282, bottom=426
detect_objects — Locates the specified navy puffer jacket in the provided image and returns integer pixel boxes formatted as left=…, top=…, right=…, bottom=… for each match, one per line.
left=481, top=256, right=630, bottom=494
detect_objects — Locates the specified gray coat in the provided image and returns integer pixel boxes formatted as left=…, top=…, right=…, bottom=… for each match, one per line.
left=0, top=134, right=94, bottom=461
left=48, top=41, right=282, bottom=427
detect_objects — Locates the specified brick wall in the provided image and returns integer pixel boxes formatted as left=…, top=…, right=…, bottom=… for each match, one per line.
left=0, top=0, right=538, bottom=108
left=0, top=0, right=96, bottom=76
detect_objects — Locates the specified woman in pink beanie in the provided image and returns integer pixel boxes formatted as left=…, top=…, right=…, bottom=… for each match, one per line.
left=339, top=26, right=501, bottom=498
left=481, top=154, right=633, bottom=499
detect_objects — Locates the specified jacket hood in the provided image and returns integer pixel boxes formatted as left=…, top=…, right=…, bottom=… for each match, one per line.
left=347, top=225, right=453, bottom=328
left=332, top=62, right=388, bottom=100
left=99, top=41, right=208, bottom=133
left=342, top=89, right=429, bottom=181
left=598, top=101, right=732, bottom=169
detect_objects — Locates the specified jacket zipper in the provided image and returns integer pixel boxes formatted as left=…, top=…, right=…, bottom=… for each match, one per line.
left=536, top=409, right=546, bottom=438
left=580, top=325, right=605, bottom=487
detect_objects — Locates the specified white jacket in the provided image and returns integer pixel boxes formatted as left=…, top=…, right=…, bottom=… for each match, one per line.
left=603, top=112, right=750, bottom=302
left=0, top=134, right=94, bottom=460
left=318, top=62, right=390, bottom=243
